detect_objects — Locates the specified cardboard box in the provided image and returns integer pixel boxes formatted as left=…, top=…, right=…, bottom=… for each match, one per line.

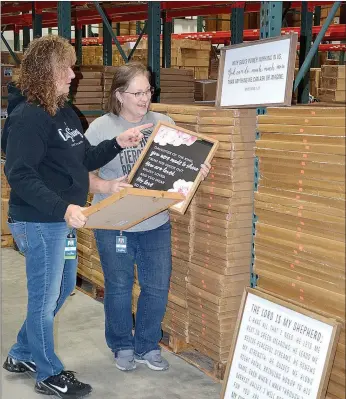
left=1, top=198, right=10, bottom=235
left=267, top=106, right=345, bottom=117
left=194, top=80, right=217, bottom=101
left=321, top=65, right=345, bottom=79
left=318, top=88, right=346, bottom=103
left=257, top=271, right=345, bottom=319
left=187, top=292, right=241, bottom=314
left=191, top=250, right=252, bottom=270
left=258, top=115, right=345, bottom=127
left=320, top=77, right=345, bottom=91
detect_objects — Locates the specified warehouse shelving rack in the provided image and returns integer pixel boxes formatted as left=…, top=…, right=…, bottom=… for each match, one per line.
left=1, top=2, right=346, bottom=99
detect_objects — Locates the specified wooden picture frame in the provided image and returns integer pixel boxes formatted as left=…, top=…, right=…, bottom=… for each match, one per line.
left=82, top=188, right=184, bottom=230
left=127, top=121, right=219, bottom=214
left=221, top=288, right=340, bottom=399
left=216, top=33, right=298, bottom=108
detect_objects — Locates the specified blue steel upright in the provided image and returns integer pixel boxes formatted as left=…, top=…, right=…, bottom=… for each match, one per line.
left=251, top=2, right=283, bottom=288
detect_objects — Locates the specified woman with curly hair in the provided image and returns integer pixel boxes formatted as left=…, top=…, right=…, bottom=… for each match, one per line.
left=1, top=35, right=150, bottom=398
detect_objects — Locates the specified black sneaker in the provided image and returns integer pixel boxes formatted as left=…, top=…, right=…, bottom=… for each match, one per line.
left=35, top=370, right=92, bottom=398
left=3, top=356, right=37, bottom=373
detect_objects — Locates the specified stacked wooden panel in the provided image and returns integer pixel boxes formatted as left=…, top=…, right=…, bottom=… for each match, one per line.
left=160, top=69, right=195, bottom=104
left=255, top=106, right=345, bottom=399
left=318, top=65, right=345, bottom=103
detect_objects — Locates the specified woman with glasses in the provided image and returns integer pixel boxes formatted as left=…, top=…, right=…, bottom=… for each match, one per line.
left=85, top=62, right=210, bottom=372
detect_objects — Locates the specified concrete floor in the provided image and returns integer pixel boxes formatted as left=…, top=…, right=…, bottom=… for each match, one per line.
left=1, top=248, right=221, bottom=399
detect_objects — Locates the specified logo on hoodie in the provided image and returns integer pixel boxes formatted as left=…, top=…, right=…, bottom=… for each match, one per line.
left=58, top=123, right=83, bottom=145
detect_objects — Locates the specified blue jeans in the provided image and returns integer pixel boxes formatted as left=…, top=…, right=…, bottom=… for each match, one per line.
left=94, top=221, right=172, bottom=356
left=7, top=221, right=77, bottom=382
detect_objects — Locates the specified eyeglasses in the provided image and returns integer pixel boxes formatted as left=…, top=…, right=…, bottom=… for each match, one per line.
left=123, top=87, right=155, bottom=99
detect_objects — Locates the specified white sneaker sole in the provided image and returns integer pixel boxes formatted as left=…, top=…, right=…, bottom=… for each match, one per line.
left=135, top=358, right=169, bottom=371
left=115, top=363, right=136, bottom=372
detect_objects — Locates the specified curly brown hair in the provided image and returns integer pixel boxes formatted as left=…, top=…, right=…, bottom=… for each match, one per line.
left=18, top=35, right=76, bottom=116
left=107, top=62, right=150, bottom=116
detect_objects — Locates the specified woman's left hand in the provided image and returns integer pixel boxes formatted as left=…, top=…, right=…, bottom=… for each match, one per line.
left=200, top=161, right=211, bottom=181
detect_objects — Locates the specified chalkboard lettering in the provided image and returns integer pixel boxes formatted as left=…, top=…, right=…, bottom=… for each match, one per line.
left=128, top=122, right=218, bottom=214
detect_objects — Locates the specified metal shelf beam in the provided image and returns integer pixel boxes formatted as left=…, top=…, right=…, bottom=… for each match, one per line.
left=69, top=25, right=346, bottom=47
left=2, top=1, right=341, bottom=30
left=58, top=1, right=71, bottom=40
left=252, top=1, right=283, bottom=289
left=298, top=2, right=314, bottom=104
left=231, top=3, right=245, bottom=45
left=147, top=1, right=161, bottom=103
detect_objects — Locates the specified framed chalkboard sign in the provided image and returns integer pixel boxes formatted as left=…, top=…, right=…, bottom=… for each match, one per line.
left=221, top=288, right=340, bottom=399
left=216, top=33, right=298, bottom=108
left=127, top=121, right=219, bottom=214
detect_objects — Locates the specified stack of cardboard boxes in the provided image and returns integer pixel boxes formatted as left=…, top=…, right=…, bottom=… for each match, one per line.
left=98, top=21, right=141, bottom=37
left=150, top=104, right=257, bottom=365
left=71, top=67, right=104, bottom=127
left=187, top=108, right=257, bottom=363
left=318, top=65, right=346, bottom=103
left=255, top=106, right=345, bottom=399
left=101, top=66, right=117, bottom=111
left=194, top=80, right=217, bottom=102
left=160, top=68, right=195, bottom=104
left=77, top=228, right=95, bottom=282
left=82, top=39, right=211, bottom=79
left=1, top=160, right=11, bottom=243
left=162, top=208, right=193, bottom=342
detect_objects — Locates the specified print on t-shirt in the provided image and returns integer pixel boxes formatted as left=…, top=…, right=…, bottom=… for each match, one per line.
left=118, top=127, right=152, bottom=175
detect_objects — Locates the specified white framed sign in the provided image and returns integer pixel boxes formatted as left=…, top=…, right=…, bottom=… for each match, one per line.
left=221, top=288, right=340, bottom=399
left=216, top=33, right=298, bottom=108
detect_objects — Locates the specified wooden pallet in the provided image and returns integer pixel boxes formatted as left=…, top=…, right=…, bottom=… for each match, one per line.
left=76, top=273, right=104, bottom=301
left=1, top=234, right=13, bottom=248
left=160, top=331, right=227, bottom=381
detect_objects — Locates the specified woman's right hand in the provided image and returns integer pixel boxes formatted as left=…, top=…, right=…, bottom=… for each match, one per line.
left=116, top=123, right=153, bottom=148
left=108, top=176, right=132, bottom=193
left=64, top=204, right=87, bottom=228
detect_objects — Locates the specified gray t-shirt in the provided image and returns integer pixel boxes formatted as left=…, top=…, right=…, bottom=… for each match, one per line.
left=85, top=111, right=174, bottom=232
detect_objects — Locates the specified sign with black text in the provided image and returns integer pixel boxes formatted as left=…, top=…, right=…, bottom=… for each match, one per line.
left=128, top=122, right=219, bottom=214
left=216, top=34, right=298, bottom=108
left=221, top=289, right=340, bottom=399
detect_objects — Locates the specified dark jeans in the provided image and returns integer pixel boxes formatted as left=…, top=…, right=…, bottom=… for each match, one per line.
left=94, top=221, right=172, bottom=355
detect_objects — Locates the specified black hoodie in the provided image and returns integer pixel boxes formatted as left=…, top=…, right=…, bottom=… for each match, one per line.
left=1, top=84, right=121, bottom=222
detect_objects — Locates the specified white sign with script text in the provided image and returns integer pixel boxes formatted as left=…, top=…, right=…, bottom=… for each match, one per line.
left=217, top=34, right=297, bottom=108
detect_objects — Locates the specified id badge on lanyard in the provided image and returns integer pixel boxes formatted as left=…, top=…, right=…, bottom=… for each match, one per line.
left=116, top=231, right=127, bottom=253
left=64, top=229, right=77, bottom=259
